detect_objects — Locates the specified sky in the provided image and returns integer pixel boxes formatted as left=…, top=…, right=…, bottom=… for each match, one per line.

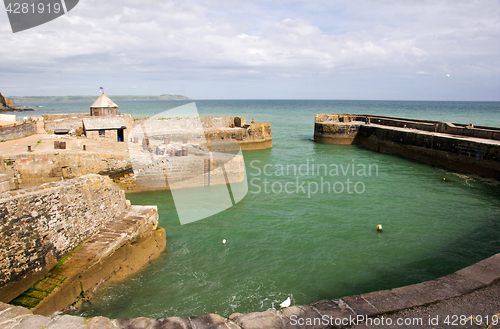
left=1, top=0, right=500, bottom=100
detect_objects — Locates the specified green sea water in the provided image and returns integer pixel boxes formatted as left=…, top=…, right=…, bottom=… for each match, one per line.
left=33, top=100, right=500, bottom=319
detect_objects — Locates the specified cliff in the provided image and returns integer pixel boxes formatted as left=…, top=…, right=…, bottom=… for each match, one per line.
left=0, top=93, right=33, bottom=112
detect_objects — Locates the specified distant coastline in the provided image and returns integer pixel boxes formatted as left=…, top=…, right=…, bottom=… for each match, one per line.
left=7, top=94, right=192, bottom=103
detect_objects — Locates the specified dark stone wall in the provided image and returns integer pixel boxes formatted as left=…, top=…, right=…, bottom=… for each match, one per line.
left=314, top=115, right=500, bottom=180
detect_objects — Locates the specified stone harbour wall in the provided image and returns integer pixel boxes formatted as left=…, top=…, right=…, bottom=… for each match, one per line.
left=314, top=114, right=500, bottom=180
left=114, top=153, right=245, bottom=192
left=0, top=122, right=36, bottom=141
left=43, top=113, right=90, bottom=133
left=0, top=152, right=130, bottom=189
left=0, top=174, right=128, bottom=302
left=132, top=117, right=272, bottom=151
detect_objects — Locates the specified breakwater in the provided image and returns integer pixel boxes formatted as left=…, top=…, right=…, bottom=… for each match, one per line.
left=314, top=114, right=500, bottom=180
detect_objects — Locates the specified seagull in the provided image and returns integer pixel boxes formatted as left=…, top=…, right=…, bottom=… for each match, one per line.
left=222, top=239, right=226, bottom=245
left=446, top=74, right=450, bottom=78
left=279, top=297, right=291, bottom=308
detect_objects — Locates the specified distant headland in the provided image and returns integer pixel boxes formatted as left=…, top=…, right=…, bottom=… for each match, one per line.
left=7, top=94, right=192, bottom=103
left=0, top=93, right=34, bottom=112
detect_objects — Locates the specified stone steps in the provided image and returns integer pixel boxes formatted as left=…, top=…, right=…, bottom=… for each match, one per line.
left=8, top=205, right=163, bottom=315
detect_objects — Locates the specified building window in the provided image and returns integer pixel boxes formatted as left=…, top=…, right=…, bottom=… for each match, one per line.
left=99, top=129, right=105, bottom=137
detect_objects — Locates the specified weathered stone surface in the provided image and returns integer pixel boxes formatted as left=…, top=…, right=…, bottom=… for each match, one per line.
left=360, top=290, right=413, bottom=314
left=11, top=315, right=50, bottom=329
left=391, top=280, right=459, bottom=306
left=1, top=175, right=129, bottom=303
left=475, top=253, right=500, bottom=274
left=156, top=317, right=192, bottom=329
left=0, top=306, right=32, bottom=324
left=340, top=295, right=378, bottom=317
left=82, top=316, right=115, bottom=329
left=279, top=305, right=325, bottom=329
left=435, top=272, right=486, bottom=295
left=189, top=314, right=234, bottom=329
left=314, top=114, right=500, bottom=180
left=45, top=315, right=86, bottom=329
left=0, top=122, right=36, bottom=141
left=456, top=261, right=500, bottom=285
left=158, top=317, right=192, bottom=329
left=30, top=207, right=163, bottom=316
left=313, top=299, right=355, bottom=318
left=229, top=310, right=282, bottom=329
left=114, top=317, right=162, bottom=328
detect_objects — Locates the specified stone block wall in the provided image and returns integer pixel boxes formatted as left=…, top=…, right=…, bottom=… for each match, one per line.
left=118, top=153, right=245, bottom=192
left=314, top=114, right=500, bottom=180
left=0, top=152, right=130, bottom=189
left=0, top=174, right=128, bottom=302
left=0, top=122, right=36, bottom=141
left=359, top=125, right=500, bottom=179
left=43, top=114, right=90, bottom=133
left=0, top=174, right=10, bottom=192
left=86, top=129, right=122, bottom=142
left=200, top=117, right=235, bottom=129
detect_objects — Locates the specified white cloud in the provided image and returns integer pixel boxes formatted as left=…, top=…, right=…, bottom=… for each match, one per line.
left=1, top=0, right=500, bottom=99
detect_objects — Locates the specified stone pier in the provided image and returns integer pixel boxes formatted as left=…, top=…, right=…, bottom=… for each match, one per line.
left=314, top=114, right=500, bottom=180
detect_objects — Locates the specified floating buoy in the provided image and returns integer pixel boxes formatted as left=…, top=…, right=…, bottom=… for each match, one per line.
left=377, top=224, right=383, bottom=231
left=222, top=239, right=226, bottom=245
left=279, top=297, right=291, bottom=308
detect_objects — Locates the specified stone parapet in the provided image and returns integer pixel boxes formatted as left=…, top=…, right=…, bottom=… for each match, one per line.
left=0, top=122, right=36, bottom=141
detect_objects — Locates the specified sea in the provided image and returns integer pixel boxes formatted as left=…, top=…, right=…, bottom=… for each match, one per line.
left=11, top=99, right=500, bottom=319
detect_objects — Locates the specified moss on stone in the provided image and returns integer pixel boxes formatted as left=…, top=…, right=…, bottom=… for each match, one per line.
left=54, top=244, right=82, bottom=269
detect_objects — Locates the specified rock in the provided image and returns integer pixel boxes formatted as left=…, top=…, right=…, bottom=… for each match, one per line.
left=44, top=315, right=86, bottom=329
left=229, top=310, right=282, bottom=329
left=0, top=93, right=7, bottom=107
left=12, top=315, right=51, bottom=329
left=0, top=306, right=32, bottom=324
left=190, top=314, right=238, bottom=329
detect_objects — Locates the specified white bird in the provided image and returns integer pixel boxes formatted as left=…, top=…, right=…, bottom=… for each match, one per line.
left=446, top=74, right=450, bottom=77
left=222, top=239, right=226, bottom=245
left=279, top=297, right=291, bottom=308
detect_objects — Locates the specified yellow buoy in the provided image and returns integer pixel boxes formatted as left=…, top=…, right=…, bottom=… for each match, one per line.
left=377, top=224, right=383, bottom=231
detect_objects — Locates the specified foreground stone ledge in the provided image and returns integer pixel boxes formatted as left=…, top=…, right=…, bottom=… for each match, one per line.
left=2, top=240, right=500, bottom=328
